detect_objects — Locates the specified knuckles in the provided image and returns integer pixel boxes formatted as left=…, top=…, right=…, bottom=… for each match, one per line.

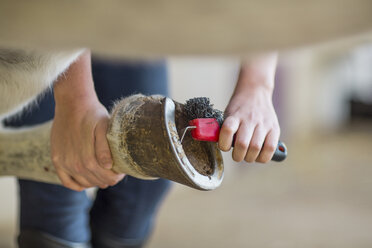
left=221, top=125, right=235, bottom=136
left=266, top=144, right=276, bottom=153
left=246, top=112, right=259, bottom=123
left=72, top=163, right=85, bottom=174
left=249, top=143, right=262, bottom=153
left=234, top=140, right=249, bottom=151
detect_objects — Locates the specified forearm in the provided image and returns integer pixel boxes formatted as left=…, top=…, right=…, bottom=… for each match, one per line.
left=220, top=53, right=280, bottom=163
left=53, top=49, right=98, bottom=108
left=50, top=50, right=123, bottom=191
left=232, top=53, right=278, bottom=98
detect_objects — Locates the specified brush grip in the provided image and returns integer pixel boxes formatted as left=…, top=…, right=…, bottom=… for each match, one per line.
left=272, top=140, right=287, bottom=162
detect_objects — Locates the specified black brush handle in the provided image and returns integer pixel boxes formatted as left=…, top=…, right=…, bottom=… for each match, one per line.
left=272, top=140, right=287, bottom=162
left=231, top=135, right=287, bottom=162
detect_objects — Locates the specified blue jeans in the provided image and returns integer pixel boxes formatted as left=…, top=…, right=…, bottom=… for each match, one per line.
left=4, top=59, right=171, bottom=247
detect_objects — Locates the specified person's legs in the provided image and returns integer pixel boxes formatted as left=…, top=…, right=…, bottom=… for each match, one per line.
left=90, top=177, right=170, bottom=248
left=4, top=94, right=91, bottom=248
left=17, top=181, right=91, bottom=248
left=6, top=59, right=171, bottom=248
left=90, top=59, right=172, bottom=248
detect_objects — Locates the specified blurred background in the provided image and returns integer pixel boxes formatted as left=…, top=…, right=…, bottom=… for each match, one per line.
left=1, top=41, right=372, bottom=247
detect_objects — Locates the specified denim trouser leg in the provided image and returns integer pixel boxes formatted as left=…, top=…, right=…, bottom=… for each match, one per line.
left=90, top=177, right=171, bottom=248
left=90, top=59, right=172, bottom=247
left=17, top=181, right=92, bottom=247
left=4, top=59, right=171, bottom=247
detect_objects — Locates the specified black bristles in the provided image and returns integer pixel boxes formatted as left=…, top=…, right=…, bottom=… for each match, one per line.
left=184, top=97, right=224, bottom=126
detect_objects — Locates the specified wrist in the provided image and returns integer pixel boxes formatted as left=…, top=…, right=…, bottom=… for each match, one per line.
left=53, top=49, right=99, bottom=110
left=227, top=82, right=274, bottom=115
left=231, top=79, right=274, bottom=102
left=54, top=78, right=98, bottom=106
left=54, top=94, right=102, bottom=118
left=235, top=53, right=278, bottom=95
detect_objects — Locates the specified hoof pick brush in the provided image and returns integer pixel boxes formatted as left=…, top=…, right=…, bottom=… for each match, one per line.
left=182, top=97, right=287, bottom=162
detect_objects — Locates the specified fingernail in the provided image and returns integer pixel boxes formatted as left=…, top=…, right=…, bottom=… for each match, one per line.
left=103, top=163, right=112, bottom=169
left=100, top=157, right=113, bottom=169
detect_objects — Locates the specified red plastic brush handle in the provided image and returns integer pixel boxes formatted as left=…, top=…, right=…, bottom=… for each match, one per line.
left=189, top=118, right=220, bottom=142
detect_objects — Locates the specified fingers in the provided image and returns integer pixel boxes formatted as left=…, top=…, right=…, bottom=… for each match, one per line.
left=56, top=169, right=85, bottom=192
left=244, top=126, right=266, bottom=163
left=51, top=102, right=122, bottom=191
left=54, top=157, right=124, bottom=190
left=72, top=160, right=123, bottom=188
left=222, top=119, right=279, bottom=164
left=74, top=115, right=120, bottom=188
left=256, top=129, right=280, bottom=163
left=73, top=174, right=99, bottom=188
left=231, top=123, right=254, bottom=162
left=218, top=116, right=239, bottom=151
left=90, top=165, right=125, bottom=187
left=95, top=118, right=113, bottom=169
left=93, top=117, right=124, bottom=187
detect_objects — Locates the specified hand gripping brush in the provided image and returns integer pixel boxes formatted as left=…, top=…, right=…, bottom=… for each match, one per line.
left=182, top=97, right=287, bottom=162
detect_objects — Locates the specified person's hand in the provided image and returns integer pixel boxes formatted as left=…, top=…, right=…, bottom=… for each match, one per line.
left=51, top=99, right=125, bottom=191
left=218, top=89, right=280, bottom=163
left=218, top=54, right=280, bottom=163
left=51, top=50, right=124, bottom=191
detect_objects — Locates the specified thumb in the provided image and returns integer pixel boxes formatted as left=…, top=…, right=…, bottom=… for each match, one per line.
left=95, top=118, right=113, bottom=169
